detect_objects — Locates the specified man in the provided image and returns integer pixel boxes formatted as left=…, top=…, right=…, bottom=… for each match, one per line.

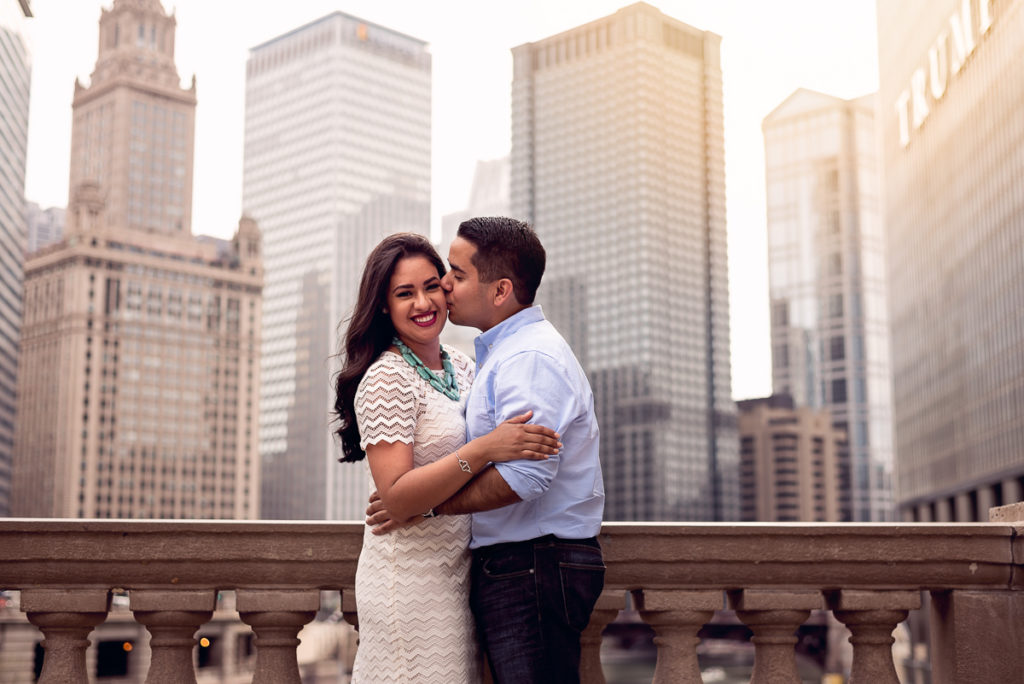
left=369, top=216, right=605, bottom=683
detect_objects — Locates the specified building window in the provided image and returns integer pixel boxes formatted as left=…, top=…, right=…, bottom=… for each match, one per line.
left=773, top=344, right=789, bottom=369
left=831, top=378, right=847, bottom=404
left=829, top=336, right=845, bottom=361
left=826, top=253, right=843, bottom=277
left=828, top=294, right=843, bottom=318
left=187, top=295, right=203, bottom=324
left=125, top=282, right=142, bottom=312
left=826, top=209, right=840, bottom=234
left=772, top=300, right=789, bottom=327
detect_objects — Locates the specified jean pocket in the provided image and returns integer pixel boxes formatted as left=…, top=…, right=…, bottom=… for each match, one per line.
left=559, top=557, right=606, bottom=631
left=482, top=552, right=535, bottom=580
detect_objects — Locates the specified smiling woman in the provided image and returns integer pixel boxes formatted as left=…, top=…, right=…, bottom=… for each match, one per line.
left=333, top=233, right=446, bottom=462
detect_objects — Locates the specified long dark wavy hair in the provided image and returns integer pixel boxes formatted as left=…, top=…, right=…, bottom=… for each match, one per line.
left=334, top=233, right=446, bottom=462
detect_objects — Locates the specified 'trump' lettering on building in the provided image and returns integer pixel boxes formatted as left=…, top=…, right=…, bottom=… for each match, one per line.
left=892, top=0, right=1001, bottom=147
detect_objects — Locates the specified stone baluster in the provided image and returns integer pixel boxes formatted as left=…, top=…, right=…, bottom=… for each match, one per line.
left=828, top=590, right=920, bottom=684
left=633, top=589, right=721, bottom=684
left=341, top=588, right=358, bottom=631
left=130, top=589, right=216, bottom=684
left=22, top=589, right=111, bottom=684
left=237, top=589, right=320, bottom=684
left=338, top=589, right=360, bottom=679
left=579, top=590, right=624, bottom=684
left=729, top=589, right=823, bottom=684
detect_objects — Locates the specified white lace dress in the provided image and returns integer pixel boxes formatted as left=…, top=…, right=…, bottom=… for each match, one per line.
left=350, top=347, right=482, bottom=684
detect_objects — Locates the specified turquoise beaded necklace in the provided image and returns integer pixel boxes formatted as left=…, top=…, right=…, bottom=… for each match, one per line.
left=392, top=337, right=460, bottom=401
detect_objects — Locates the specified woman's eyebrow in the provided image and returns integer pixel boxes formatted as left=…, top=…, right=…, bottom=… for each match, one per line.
left=392, top=276, right=439, bottom=293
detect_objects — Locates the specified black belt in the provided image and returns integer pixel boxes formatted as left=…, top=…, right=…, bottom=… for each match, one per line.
left=474, top=534, right=600, bottom=557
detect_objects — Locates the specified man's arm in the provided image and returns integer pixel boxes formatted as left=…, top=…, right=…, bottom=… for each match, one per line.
left=367, top=466, right=520, bottom=535
left=434, top=465, right=520, bottom=515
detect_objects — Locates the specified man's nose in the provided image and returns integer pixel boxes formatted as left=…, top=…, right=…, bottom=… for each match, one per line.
left=441, top=271, right=453, bottom=291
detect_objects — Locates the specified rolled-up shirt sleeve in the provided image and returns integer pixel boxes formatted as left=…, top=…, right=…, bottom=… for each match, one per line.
left=492, top=351, right=579, bottom=502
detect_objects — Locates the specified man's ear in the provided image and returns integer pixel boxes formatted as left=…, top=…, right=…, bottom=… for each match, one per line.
left=492, top=278, right=515, bottom=307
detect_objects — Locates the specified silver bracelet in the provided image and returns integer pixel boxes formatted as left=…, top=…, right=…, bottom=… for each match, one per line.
left=422, top=508, right=436, bottom=518
left=456, top=450, right=472, bottom=474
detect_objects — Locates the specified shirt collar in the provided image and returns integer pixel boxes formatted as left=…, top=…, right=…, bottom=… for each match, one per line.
left=474, top=305, right=545, bottom=369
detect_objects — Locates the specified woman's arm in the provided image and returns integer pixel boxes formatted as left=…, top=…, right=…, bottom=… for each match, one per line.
left=366, top=410, right=559, bottom=523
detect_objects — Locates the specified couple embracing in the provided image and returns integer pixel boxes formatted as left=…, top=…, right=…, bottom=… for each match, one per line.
left=334, top=217, right=606, bottom=683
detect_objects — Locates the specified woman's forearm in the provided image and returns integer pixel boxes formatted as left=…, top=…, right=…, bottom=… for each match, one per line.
left=376, top=439, right=492, bottom=520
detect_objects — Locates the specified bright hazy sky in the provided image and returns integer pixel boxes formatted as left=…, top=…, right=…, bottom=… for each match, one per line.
left=20, top=0, right=880, bottom=400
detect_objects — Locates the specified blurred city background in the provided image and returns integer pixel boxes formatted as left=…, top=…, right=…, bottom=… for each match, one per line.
left=0, top=0, right=1021, bottom=682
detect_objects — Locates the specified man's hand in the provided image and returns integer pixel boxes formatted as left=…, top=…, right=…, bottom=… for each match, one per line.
left=366, top=490, right=424, bottom=535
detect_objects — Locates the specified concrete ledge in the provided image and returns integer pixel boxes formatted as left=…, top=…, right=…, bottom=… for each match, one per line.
left=0, top=519, right=1018, bottom=593
left=599, top=522, right=1014, bottom=589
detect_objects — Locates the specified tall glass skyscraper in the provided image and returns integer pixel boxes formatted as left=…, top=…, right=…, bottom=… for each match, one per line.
left=0, top=1, right=30, bottom=517
left=877, top=0, right=1024, bottom=520
left=511, top=3, right=738, bottom=521
left=762, top=89, right=894, bottom=521
left=244, top=13, right=431, bottom=520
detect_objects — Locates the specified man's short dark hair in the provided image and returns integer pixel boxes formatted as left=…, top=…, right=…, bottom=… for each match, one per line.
left=457, top=217, right=546, bottom=305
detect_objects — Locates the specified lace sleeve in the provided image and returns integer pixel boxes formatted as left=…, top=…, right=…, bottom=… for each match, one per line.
left=355, top=357, right=419, bottom=450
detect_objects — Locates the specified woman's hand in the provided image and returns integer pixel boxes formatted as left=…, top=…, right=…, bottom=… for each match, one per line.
left=476, top=410, right=561, bottom=463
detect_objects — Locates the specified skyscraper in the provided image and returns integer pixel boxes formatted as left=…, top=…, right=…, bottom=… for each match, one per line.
left=0, top=0, right=31, bottom=517
left=511, top=2, right=738, bottom=521
left=243, top=13, right=431, bottom=520
left=762, top=89, right=894, bottom=521
left=11, top=0, right=262, bottom=519
left=737, top=394, right=851, bottom=522
left=876, top=0, right=1024, bottom=521
left=25, top=202, right=65, bottom=254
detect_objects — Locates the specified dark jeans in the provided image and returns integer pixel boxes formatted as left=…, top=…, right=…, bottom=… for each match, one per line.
left=470, top=534, right=606, bottom=684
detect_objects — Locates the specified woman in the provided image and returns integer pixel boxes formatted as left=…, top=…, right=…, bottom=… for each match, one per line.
left=334, top=233, right=560, bottom=683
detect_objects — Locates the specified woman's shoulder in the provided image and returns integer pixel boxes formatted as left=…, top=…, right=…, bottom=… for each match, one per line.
left=366, top=350, right=407, bottom=372
left=356, top=352, right=417, bottom=396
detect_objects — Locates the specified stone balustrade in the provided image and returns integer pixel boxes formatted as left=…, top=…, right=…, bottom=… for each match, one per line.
left=1, top=508, right=1021, bottom=683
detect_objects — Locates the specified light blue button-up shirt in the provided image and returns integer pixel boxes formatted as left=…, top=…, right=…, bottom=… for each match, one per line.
left=466, top=306, right=604, bottom=548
